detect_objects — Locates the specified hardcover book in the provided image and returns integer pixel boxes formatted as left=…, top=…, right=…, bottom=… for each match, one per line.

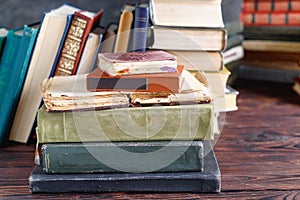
left=42, top=141, right=204, bottom=173
left=37, top=103, right=214, bottom=143
left=53, top=9, right=104, bottom=76
left=0, top=24, right=39, bottom=144
left=149, top=26, right=227, bottom=51
left=29, top=141, right=221, bottom=193
left=149, top=0, right=224, bottom=28
left=86, top=66, right=183, bottom=93
left=243, top=0, right=300, bottom=12
left=9, top=4, right=80, bottom=143
left=98, top=50, right=178, bottom=76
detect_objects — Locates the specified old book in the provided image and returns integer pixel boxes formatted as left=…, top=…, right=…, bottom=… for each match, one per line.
left=241, top=11, right=300, bottom=26
left=149, top=0, right=224, bottom=28
left=98, top=50, right=177, bottom=76
left=53, top=9, right=104, bottom=76
left=86, top=67, right=183, bottom=93
left=167, top=50, right=223, bottom=72
left=225, top=33, right=244, bottom=51
left=131, top=3, right=149, bottom=52
left=42, top=141, right=204, bottom=173
left=29, top=141, right=221, bottom=193
left=99, top=23, right=118, bottom=53
left=215, top=86, right=239, bottom=112
left=223, top=45, right=244, bottom=65
left=37, top=102, right=214, bottom=143
left=114, top=4, right=135, bottom=53
left=149, top=26, right=227, bottom=51
left=9, top=4, right=80, bottom=143
left=40, top=74, right=130, bottom=112
left=0, top=24, right=39, bottom=144
left=243, top=0, right=300, bottom=12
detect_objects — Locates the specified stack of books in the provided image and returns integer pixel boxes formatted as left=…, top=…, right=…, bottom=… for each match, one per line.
left=29, top=50, right=221, bottom=193
left=240, top=0, right=300, bottom=83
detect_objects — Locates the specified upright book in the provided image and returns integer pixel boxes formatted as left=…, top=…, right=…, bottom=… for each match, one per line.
left=0, top=24, right=39, bottom=144
left=53, top=9, right=104, bottom=76
left=9, top=4, right=80, bottom=143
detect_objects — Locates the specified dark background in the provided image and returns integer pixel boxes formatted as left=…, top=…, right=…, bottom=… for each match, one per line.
left=0, top=0, right=148, bottom=29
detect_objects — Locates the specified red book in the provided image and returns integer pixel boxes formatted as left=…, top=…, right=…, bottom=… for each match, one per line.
left=86, top=66, right=184, bottom=93
left=241, top=11, right=300, bottom=26
left=243, top=0, right=300, bottom=12
left=54, top=9, right=104, bottom=76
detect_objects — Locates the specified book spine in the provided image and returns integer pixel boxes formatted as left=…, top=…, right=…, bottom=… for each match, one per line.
left=42, top=141, right=203, bottom=173
left=132, top=5, right=149, bottom=52
left=243, top=0, right=300, bottom=12
left=241, top=11, right=300, bottom=26
left=54, top=10, right=103, bottom=76
left=86, top=76, right=180, bottom=93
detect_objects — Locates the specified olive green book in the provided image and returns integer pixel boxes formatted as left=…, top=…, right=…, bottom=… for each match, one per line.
left=42, top=141, right=204, bottom=173
left=37, top=104, right=214, bottom=143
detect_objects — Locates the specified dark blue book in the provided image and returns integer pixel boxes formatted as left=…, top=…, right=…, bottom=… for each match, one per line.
left=29, top=141, right=221, bottom=193
left=131, top=3, right=149, bottom=52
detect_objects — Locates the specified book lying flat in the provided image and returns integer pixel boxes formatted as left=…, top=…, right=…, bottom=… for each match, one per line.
left=29, top=141, right=221, bottom=193
left=37, top=103, right=214, bottom=143
left=86, top=66, right=184, bottom=93
left=98, top=50, right=177, bottom=76
left=42, top=141, right=204, bottom=173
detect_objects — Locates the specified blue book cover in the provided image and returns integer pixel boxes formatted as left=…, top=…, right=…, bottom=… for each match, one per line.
left=0, top=24, right=39, bottom=144
left=132, top=3, right=149, bottom=52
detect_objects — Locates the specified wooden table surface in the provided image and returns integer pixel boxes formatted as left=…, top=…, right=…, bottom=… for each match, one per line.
left=1, top=79, right=299, bottom=199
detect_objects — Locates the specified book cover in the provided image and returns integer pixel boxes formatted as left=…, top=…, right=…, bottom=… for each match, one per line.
left=86, top=66, right=183, bottom=93
left=42, top=141, right=204, bottom=173
left=37, top=103, right=214, bottom=143
left=0, top=27, right=23, bottom=143
left=0, top=24, right=39, bottom=144
left=131, top=3, right=149, bottom=52
left=114, top=4, right=135, bottom=53
left=29, top=141, right=221, bottom=193
left=149, top=26, right=227, bottom=51
left=98, top=50, right=178, bottom=76
left=243, top=0, right=300, bottom=12
left=9, top=4, right=80, bottom=143
left=53, top=9, right=104, bottom=76
left=225, top=34, right=244, bottom=51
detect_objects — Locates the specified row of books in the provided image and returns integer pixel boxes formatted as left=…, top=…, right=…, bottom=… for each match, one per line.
left=239, top=0, right=300, bottom=84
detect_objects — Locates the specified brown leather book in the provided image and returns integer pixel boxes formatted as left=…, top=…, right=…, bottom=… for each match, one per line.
left=54, top=9, right=104, bottom=76
left=86, top=65, right=184, bottom=93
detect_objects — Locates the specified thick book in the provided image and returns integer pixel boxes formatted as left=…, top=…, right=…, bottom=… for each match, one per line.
left=86, top=66, right=183, bottom=93
left=114, top=4, right=135, bottom=53
left=242, top=40, right=300, bottom=53
left=149, top=26, right=227, bottom=51
left=54, top=9, right=104, bottom=76
left=214, top=86, right=239, bottom=112
left=0, top=24, right=39, bottom=144
left=131, top=3, right=149, bottom=52
left=167, top=50, right=223, bottom=72
left=243, top=0, right=300, bottom=12
left=37, top=103, right=214, bottom=143
left=29, top=141, right=221, bottom=193
left=149, top=0, right=224, bottom=28
left=98, top=50, right=177, bottom=76
left=9, top=4, right=80, bottom=143
left=42, top=141, right=204, bottom=173
left=241, top=11, right=300, bottom=26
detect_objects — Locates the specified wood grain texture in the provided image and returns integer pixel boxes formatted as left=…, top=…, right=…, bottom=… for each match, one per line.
left=0, top=79, right=300, bottom=199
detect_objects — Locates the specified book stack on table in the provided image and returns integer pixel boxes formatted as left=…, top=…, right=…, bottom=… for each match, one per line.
left=29, top=50, right=221, bottom=193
